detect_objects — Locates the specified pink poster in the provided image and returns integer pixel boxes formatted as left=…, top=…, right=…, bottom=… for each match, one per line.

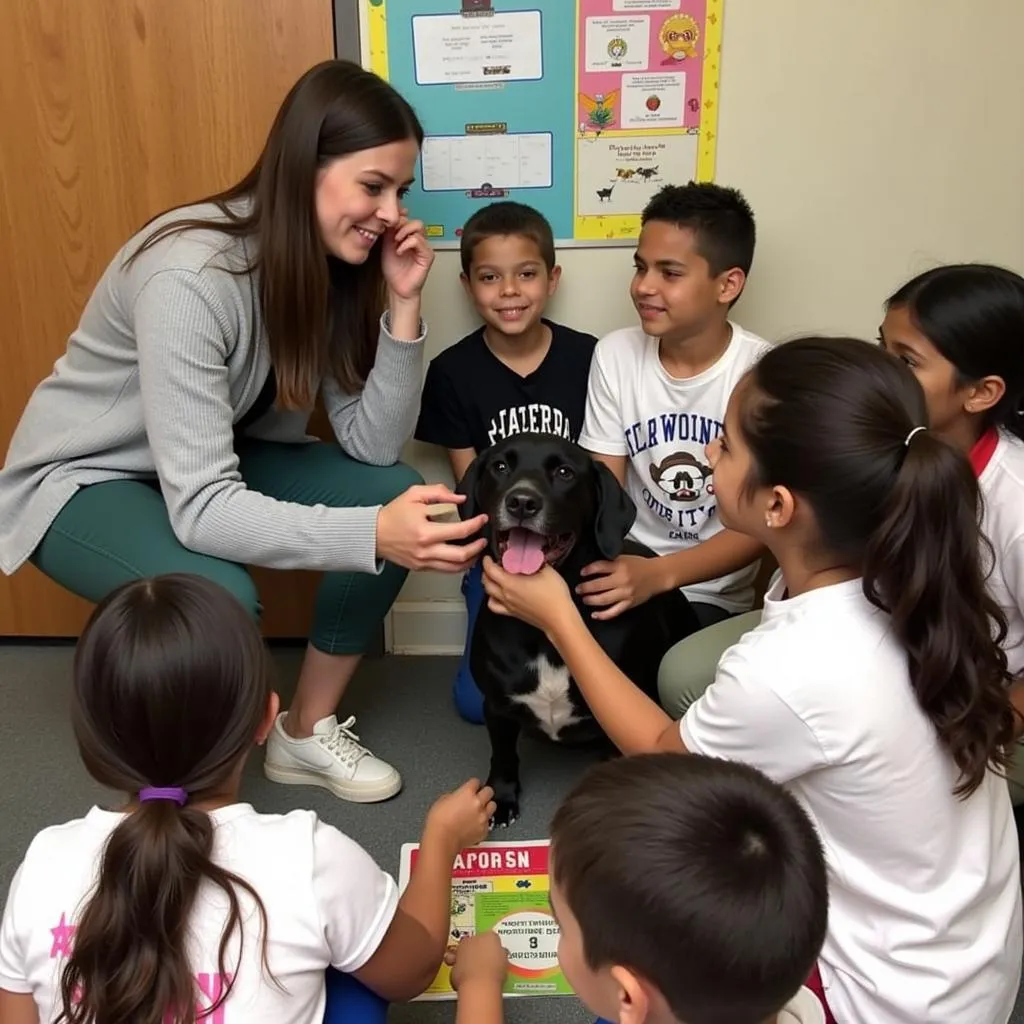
left=576, top=0, right=707, bottom=136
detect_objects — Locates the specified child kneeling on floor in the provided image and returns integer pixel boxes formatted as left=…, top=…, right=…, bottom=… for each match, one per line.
left=0, top=573, right=495, bottom=1024
left=448, top=753, right=830, bottom=1024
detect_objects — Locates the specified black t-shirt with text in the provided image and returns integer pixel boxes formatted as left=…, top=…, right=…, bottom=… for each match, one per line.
left=415, top=319, right=597, bottom=454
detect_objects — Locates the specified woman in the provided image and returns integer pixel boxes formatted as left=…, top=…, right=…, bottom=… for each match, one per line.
left=0, top=60, right=487, bottom=804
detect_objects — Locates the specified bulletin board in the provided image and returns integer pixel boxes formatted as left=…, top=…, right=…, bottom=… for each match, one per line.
left=358, top=0, right=723, bottom=248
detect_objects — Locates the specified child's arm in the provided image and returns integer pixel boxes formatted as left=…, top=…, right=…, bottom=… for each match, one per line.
left=585, top=455, right=760, bottom=591
left=576, top=492, right=765, bottom=617
left=579, top=343, right=630, bottom=485
left=0, top=862, right=39, bottom=1024
left=481, top=558, right=683, bottom=755
left=447, top=932, right=509, bottom=1024
left=352, top=780, right=496, bottom=1002
left=0, top=992, right=38, bottom=1024
left=580, top=530, right=765, bottom=618
left=448, top=448, right=477, bottom=488
left=1003, top=536, right=1024, bottom=737
left=651, top=531, right=764, bottom=593
left=588, top=451, right=627, bottom=487
left=415, top=357, right=478, bottom=491
left=1010, top=679, right=1024, bottom=739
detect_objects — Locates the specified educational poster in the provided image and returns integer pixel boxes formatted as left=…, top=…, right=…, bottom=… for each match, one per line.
left=360, top=0, right=722, bottom=246
left=398, top=839, right=573, bottom=1000
left=574, top=0, right=719, bottom=240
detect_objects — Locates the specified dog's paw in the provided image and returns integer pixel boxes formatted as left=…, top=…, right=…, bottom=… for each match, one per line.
left=487, top=778, right=521, bottom=829
left=490, top=798, right=520, bottom=829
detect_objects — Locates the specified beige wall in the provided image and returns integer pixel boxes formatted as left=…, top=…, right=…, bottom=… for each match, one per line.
left=387, top=0, right=1024, bottom=649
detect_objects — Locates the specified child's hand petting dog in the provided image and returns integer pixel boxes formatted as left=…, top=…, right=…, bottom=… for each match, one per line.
left=481, top=555, right=576, bottom=635
left=577, top=553, right=663, bottom=620
left=425, top=778, right=497, bottom=856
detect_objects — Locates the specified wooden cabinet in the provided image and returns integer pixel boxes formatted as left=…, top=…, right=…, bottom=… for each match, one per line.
left=0, top=0, right=336, bottom=637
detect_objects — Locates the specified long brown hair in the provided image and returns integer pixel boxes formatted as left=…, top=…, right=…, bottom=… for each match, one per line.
left=739, top=337, right=1015, bottom=797
left=59, top=574, right=274, bottom=1024
left=128, top=60, right=424, bottom=408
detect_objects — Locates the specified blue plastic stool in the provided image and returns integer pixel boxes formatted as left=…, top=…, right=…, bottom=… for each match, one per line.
left=453, top=561, right=485, bottom=724
left=323, top=967, right=388, bottom=1024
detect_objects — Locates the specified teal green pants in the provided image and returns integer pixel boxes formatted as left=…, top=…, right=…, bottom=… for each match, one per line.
left=30, top=440, right=422, bottom=654
left=658, top=610, right=1024, bottom=805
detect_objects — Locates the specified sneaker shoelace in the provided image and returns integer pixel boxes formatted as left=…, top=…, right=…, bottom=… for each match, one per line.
left=319, top=716, right=370, bottom=769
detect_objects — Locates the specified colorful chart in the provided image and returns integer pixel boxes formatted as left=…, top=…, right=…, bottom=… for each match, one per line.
left=398, top=839, right=572, bottom=1000
left=360, top=0, right=723, bottom=246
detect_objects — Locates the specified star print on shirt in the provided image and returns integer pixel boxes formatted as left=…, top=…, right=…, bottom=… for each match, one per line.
left=49, top=912, right=76, bottom=958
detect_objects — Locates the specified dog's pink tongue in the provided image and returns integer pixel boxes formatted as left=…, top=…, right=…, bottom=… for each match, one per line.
left=502, top=528, right=546, bottom=575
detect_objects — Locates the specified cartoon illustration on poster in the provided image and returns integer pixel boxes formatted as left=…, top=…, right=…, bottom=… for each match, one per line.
left=575, top=0, right=719, bottom=239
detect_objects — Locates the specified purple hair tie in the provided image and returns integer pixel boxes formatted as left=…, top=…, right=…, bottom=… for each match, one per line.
left=138, top=786, right=188, bottom=806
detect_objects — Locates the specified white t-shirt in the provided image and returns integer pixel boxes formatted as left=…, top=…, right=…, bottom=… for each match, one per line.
left=681, top=577, right=1023, bottom=1024
left=0, top=804, right=398, bottom=1024
left=979, top=430, right=1024, bottom=675
left=579, top=323, right=771, bottom=612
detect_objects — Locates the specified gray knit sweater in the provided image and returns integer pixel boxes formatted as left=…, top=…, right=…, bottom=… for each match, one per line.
left=0, top=204, right=426, bottom=576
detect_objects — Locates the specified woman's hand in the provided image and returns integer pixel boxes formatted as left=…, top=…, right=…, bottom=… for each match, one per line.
left=376, top=484, right=487, bottom=572
left=481, top=556, right=579, bottom=636
left=381, top=213, right=434, bottom=301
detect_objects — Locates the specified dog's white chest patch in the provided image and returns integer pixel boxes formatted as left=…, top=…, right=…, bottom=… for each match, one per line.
left=511, top=656, right=582, bottom=741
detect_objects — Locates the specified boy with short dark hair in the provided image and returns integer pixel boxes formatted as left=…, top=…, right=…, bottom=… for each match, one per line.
left=577, top=183, right=769, bottom=629
left=448, top=753, right=830, bottom=1024
left=415, top=201, right=596, bottom=723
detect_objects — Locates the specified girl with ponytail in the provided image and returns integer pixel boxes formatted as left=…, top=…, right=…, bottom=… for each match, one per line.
left=0, top=574, right=494, bottom=1024
left=480, top=337, right=1023, bottom=1024
left=659, top=262, right=1024, bottom=743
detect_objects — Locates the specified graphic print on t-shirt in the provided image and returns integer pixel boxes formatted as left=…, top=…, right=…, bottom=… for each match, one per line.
left=486, top=402, right=573, bottom=446
left=649, top=450, right=714, bottom=502
left=624, top=407, right=723, bottom=544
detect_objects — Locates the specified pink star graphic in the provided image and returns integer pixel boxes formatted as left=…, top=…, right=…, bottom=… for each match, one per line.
left=49, top=913, right=76, bottom=959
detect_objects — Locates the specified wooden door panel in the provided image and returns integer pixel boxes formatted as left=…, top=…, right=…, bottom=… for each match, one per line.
left=0, top=0, right=335, bottom=636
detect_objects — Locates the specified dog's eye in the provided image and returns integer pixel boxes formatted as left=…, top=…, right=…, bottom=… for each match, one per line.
left=492, top=459, right=509, bottom=475
left=554, top=465, right=575, bottom=481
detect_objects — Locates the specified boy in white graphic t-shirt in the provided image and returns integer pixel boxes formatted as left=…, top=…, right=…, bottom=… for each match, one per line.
left=579, top=183, right=770, bottom=626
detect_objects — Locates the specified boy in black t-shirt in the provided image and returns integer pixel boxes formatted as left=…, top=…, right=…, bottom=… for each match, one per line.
left=415, top=201, right=596, bottom=723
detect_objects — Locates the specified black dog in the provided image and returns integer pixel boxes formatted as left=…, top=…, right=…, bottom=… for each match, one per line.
left=457, top=433, right=698, bottom=825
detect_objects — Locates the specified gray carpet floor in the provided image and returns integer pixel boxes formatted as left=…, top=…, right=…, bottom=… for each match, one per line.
left=2, top=644, right=1022, bottom=1023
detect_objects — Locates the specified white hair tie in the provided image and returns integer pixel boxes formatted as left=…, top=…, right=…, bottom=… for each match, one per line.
left=904, top=426, right=927, bottom=447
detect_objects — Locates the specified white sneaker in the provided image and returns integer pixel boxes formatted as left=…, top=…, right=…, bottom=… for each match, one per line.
left=264, top=713, right=402, bottom=803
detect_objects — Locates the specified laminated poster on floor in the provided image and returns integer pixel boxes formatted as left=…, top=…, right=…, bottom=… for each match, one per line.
left=398, top=839, right=573, bottom=1000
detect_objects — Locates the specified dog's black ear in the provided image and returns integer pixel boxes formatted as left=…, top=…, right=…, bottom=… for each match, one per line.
left=455, top=451, right=485, bottom=522
left=592, top=461, right=637, bottom=559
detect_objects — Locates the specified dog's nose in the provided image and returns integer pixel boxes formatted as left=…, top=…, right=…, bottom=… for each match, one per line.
left=504, top=489, right=542, bottom=520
